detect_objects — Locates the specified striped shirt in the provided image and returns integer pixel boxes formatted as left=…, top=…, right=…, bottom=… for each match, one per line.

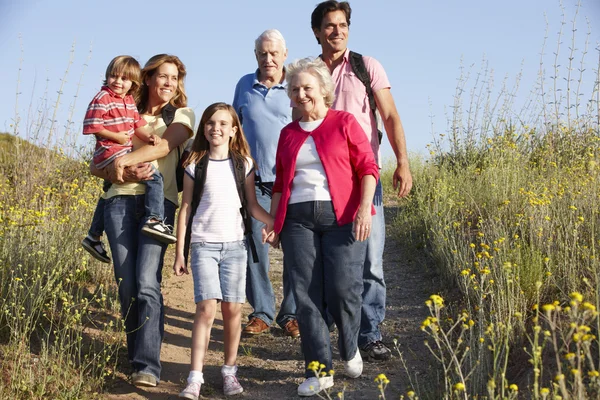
left=83, top=86, right=147, bottom=169
left=185, top=157, right=254, bottom=243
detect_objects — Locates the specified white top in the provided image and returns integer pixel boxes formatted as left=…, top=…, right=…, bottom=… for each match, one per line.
left=289, top=119, right=331, bottom=204
left=185, top=156, right=253, bottom=242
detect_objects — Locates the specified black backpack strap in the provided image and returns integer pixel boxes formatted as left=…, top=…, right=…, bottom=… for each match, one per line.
left=349, top=51, right=382, bottom=144
left=232, top=155, right=259, bottom=263
left=183, top=155, right=209, bottom=265
left=161, top=103, right=177, bottom=126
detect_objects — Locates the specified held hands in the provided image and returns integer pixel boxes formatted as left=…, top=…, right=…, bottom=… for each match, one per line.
left=173, top=254, right=189, bottom=276
left=148, top=134, right=161, bottom=146
left=261, top=221, right=279, bottom=248
left=353, top=206, right=372, bottom=242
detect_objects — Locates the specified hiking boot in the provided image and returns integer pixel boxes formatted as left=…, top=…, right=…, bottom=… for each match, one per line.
left=223, top=374, right=244, bottom=396
left=179, top=381, right=201, bottom=399
left=132, top=372, right=157, bottom=387
left=298, top=376, right=334, bottom=397
left=344, top=350, right=363, bottom=378
left=242, top=317, right=270, bottom=335
left=81, top=236, right=111, bottom=263
left=283, top=319, right=300, bottom=338
left=360, top=340, right=392, bottom=361
left=141, top=220, right=177, bottom=244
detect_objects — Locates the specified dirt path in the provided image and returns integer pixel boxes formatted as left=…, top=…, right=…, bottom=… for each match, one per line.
left=103, top=206, right=435, bottom=399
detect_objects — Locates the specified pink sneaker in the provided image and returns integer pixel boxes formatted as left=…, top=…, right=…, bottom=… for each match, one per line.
left=223, top=374, right=243, bottom=396
left=179, top=381, right=201, bottom=400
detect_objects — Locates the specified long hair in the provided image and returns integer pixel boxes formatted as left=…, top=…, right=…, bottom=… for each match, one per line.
left=104, top=55, right=142, bottom=97
left=137, top=54, right=188, bottom=113
left=186, top=102, right=253, bottom=168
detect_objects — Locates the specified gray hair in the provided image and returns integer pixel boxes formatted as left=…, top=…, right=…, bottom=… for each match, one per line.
left=254, top=29, right=287, bottom=52
left=286, top=57, right=335, bottom=108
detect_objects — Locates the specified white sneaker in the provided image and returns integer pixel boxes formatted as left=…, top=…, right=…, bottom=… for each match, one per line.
left=344, top=350, right=363, bottom=378
left=298, top=376, right=334, bottom=397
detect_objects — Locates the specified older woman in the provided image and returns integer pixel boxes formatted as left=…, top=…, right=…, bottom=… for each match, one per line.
left=92, top=54, right=195, bottom=387
left=270, top=57, right=378, bottom=397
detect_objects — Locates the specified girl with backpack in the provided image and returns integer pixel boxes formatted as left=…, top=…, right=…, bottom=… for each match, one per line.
left=173, top=102, right=275, bottom=399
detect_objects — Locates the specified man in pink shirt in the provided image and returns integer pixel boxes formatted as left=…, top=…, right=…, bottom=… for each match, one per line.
left=310, top=0, right=413, bottom=361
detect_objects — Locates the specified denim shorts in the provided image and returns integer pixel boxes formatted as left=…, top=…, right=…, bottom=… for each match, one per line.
left=190, top=240, right=247, bottom=303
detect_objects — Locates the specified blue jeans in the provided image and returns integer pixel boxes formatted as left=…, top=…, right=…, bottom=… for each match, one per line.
left=104, top=195, right=176, bottom=381
left=88, top=170, right=164, bottom=237
left=359, top=179, right=386, bottom=347
left=246, top=185, right=296, bottom=328
left=280, top=201, right=366, bottom=377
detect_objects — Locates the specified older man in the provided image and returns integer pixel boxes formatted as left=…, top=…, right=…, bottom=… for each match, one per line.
left=309, top=1, right=413, bottom=361
left=232, top=29, right=298, bottom=338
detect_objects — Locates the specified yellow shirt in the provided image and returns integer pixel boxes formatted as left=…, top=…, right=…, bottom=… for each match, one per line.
left=104, top=107, right=195, bottom=206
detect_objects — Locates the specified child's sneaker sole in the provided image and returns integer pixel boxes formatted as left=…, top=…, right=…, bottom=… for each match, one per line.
left=81, top=238, right=111, bottom=263
left=141, top=224, right=177, bottom=244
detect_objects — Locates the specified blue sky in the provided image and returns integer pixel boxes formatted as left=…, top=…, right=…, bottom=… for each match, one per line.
left=0, top=0, right=598, bottom=160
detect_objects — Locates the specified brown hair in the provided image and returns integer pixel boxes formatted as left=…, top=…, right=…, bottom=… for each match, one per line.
left=103, top=55, right=141, bottom=96
left=137, top=54, right=188, bottom=113
left=186, top=103, right=253, bottom=167
left=311, top=1, right=352, bottom=44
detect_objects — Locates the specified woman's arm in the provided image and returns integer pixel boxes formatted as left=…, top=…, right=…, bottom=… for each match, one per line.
left=173, top=173, right=194, bottom=276
left=113, top=122, right=192, bottom=182
left=90, top=161, right=154, bottom=183
left=353, top=175, right=376, bottom=242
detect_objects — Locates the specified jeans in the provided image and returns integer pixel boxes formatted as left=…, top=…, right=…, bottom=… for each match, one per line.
left=280, top=201, right=366, bottom=377
left=88, top=169, right=164, bottom=238
left=359, top=179, right=386, bottom=347
left=104, top=195, right=176, bottom=381
left=246, top=185, right=296, bottom=328
left=88, top=180, right=112, bottom=237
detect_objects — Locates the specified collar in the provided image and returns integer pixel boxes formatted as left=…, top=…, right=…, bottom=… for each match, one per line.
left=253, top=68, right=287, bottom=88
left=101, top=85, right=127, bottom=99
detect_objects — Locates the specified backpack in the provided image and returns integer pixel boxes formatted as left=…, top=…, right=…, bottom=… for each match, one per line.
left=161, top=103, right=187, bottom=192
left=348, top=51, right=383, bottom=144
left=182, top=153, right=258, bottom=265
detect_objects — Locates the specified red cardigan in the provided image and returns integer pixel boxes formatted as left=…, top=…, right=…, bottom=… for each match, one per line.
left=273, top=109, right=379, bottom=233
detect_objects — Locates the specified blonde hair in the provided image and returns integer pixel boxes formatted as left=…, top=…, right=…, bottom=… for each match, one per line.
left=103, top=55, right=141, bottom=96
left=137, top=54, right=188, bottom=113
left=286, top=57, right=335, bottom=108
left=186, top=103, right=254, bottom=167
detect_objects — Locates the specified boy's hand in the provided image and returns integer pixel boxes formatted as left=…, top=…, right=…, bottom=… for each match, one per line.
left=148, top=134, right=161, bottom=146
left=116, top=131, right=131, bottom=145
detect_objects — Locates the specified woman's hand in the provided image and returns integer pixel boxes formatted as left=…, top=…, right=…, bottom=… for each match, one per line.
left=173, top=254, right=188, bottom=276
left=353, top=205, right=372, bottom=242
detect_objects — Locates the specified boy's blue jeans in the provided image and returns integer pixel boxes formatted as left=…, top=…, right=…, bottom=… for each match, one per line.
left=88, top=168, right=164, bottom=238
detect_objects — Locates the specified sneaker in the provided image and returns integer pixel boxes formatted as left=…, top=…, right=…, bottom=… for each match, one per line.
left=360, top=340, right=392, bottom=361
left=179, top=381, right=201, bottom=399
left=298, top=376, right=334, bottom=397
left=242, top=317, right=270, bottom=335
left=132, top=372, right=157, bottom=387
left=344, top=349, right=363, bottom=378
left=81, top=236, right=111, bottom=263
left=141, top=220, right=177, bottom=244
left=223, top=374, right=244, bottom=396
left=283, top=319, right=300, bottom=338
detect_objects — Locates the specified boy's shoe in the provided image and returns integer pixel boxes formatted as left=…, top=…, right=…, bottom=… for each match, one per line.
left=81, top=236, right=111, bottom=263
left=344, top=350, right=363, bottom=378
left=141, top=221, right=177, bottom=244
left=179, top=381, right=201, bottom=399
left=360, top=340, right=392, bottom=361
left=298, top=376, right=334, bottom=397
left=223, top=374, right=244, bottom=396
left=131, top=372, right=157, bottom=387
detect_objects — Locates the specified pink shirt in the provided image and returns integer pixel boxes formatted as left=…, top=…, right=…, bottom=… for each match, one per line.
left=330, top=49, right=391, bottom=164
left=273, top=109, right=379, bottom=233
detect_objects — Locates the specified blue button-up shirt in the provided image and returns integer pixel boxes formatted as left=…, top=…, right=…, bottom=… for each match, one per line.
left=232, top=70, right=292, bottom=183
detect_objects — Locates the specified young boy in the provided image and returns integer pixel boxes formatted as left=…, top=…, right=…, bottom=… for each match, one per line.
left=81, top=55, right=176, bottom=263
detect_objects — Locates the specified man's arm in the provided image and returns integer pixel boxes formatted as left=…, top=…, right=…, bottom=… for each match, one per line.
left=374, top=88, right=413, bottom=198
